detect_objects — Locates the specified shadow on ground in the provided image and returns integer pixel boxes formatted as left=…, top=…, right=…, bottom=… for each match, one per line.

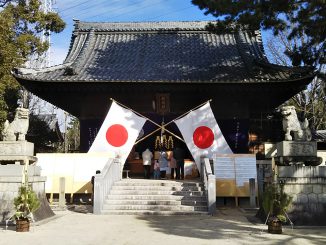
left=135, top=208, right=262, bottom=241
left=134, top=208, right=326, bottom=244
left=67, top=204, right=93, bottom=214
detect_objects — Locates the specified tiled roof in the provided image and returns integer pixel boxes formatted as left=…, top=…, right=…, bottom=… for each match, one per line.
left=313, top=130, right=326, bottom=142
left=14, top=20, right=314, bottom=83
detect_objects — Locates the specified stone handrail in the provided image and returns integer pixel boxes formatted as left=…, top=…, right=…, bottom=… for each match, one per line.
left=93, top=158, right=121, bottom=214
left=200, top=157, right=216, bottom=215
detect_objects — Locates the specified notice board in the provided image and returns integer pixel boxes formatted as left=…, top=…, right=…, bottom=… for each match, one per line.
left=213, top=154, right=257, bottom=197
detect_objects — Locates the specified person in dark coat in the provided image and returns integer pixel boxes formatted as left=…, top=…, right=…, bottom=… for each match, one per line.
left=91, top=170, right=101, bottom=205
left=173, top=144, right=185, bottom=180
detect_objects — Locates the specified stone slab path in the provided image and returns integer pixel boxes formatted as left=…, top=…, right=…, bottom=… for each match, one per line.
left=0, top=208, right=325, bottom=245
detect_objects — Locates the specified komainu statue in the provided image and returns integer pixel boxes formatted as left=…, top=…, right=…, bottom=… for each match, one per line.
left=1, top=107, right=29, bottom=141
left=281, top=105, right=312, bottom=141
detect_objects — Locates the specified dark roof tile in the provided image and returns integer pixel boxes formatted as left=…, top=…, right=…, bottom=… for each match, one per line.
left=14, top=21, right=314, bottom=84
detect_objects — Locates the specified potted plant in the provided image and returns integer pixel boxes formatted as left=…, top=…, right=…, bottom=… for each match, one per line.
left=262, top=182, right=293, bottom=234
left=13, top=185, right=40, bottom=232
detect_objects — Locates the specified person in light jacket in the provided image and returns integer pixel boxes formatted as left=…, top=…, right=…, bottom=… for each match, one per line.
left=153, top=160, right=160, bottom=179
left=158, top=150, right=168, bottom=179
left=142, top=148, right=153, bottom=179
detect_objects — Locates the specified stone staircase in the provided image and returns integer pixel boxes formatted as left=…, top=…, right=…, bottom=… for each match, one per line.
left=101, top=179, right=208, bottom=215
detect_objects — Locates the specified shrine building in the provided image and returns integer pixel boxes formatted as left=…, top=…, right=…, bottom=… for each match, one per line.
left=13, top=20, right=315, bottom=154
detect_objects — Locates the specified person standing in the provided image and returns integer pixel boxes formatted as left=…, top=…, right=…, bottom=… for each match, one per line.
left=91, top=170, right=101, bottom=206
left=173, top=144, right=185, bottom=180
left=158, top=150, right=168, bottom=179
left=142, top=148, right=153, bottom=179
left=153, top=160, right=160, bottom=179
left=168, top=151, right=177, bottom=179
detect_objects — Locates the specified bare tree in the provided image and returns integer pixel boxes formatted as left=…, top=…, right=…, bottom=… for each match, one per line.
left=266, top=31, right=326, bottom=130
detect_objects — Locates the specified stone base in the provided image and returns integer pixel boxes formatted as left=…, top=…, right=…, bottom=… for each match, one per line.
left=275, top=156, right=322, bottom=166
left=0, top=141, right=34, bottom=158
left=278, top=166, right=326, bottom=225
left=0, top=173, right=53, bottom=223
left=276, top=141, right=317, bottom=157
left=289, top=204, right=326, bottom=226
left=0, top=165, right=41, bottom=176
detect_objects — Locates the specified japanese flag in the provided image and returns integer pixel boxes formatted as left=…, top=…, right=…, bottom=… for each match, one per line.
left=88, top=101, right=146, bottom=167
left=174, top=102, right=232, bottom=171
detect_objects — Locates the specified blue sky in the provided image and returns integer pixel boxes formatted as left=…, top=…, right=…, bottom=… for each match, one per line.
left=51, top=0, right=216, bottom=65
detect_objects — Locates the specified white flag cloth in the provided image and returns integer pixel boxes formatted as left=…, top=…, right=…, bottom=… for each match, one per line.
left=174, top=102, right=232, bottom=171
left=88, top=101, right=146, bottom=167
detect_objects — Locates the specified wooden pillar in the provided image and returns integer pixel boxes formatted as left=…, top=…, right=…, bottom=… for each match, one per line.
left=249, top=178, right=256, bottom=208
left=59, top=177, right=66, bottom=209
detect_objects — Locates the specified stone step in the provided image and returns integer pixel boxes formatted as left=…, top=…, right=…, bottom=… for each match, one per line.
left=106, top=194, right=207, bottom=201
left=102, top=204, right=208, bottom=212
left=111, top=185, right=204, bottom=191
left=115, top=179, right=203, bottom=187
left=100, top=210, right=209, bottom=215
left=109, top=190, right=206, bottom=196
left=104, top=199, right=207, bottom=206
left=101, top=178, right=208, bottom=215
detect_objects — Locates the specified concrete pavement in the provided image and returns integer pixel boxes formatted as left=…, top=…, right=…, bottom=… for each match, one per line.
left=0, top=207, right=325, bottom=245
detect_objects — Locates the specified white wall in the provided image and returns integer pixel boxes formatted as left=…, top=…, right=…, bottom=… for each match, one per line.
left=36, top=153, right=115, bottom=194
left=317, top=150, right=326, bottom=166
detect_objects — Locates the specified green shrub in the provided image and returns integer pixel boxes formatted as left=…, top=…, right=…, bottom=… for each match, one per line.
left=262, top=183, right=293, bottom=223
left=13, top=185, right=40, bottom=220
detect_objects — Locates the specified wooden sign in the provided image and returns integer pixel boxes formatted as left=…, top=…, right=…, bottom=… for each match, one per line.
left=156, top=93, right=170, bottom=115
left=213, top=154, right=257, bottom=197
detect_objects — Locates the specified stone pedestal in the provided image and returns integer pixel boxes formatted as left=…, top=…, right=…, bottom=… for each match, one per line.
left=0, top=141, right=54, bottom=223
left=276, top=141, right=317, bottom=157
left=0, top=174, right=53, bottom=223
left=275, top=141, right=322, bottom=166
left=0, top=141, right=36, bottom=164
left=0, top=141, right=34, bottom=157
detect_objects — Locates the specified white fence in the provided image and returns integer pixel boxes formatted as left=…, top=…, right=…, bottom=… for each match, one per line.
left=200, top=157, right=216, bottom=215
left=93, top=158, right=121, bottom=214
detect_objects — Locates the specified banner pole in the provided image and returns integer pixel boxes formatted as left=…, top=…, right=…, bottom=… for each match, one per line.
left=170, top=99, right=212, bottom=123
left=110, top=98, right=183, bottom=139
left=111, top=98, right=162, bottom=128
left=110, top=98, right=212, bottom=144
left=135, top=128, right=161, bottom=145
left=111, top=98, right=211, bottom=125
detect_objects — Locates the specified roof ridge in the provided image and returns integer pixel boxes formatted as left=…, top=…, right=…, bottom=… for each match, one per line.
left=73, top=20, right=213, bottom=32
left=13, top=62, right=72, bottom=76
left=69, top=28, right=96, bottom=73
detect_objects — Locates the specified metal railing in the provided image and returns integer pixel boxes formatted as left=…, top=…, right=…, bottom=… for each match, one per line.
left=93, top=158, right=121, bottom=214
left=201, top=157, right=216, bottom=215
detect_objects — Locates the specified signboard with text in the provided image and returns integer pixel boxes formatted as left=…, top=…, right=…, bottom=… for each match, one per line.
left=213, top=154, right=257, bottom=197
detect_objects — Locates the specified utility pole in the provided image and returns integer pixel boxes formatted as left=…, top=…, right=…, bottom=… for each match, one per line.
left=23, top=0, right=57, bottom=113
left=28, top=0, right=53, bottom=68
left=64, top=111, right=68, bottom=153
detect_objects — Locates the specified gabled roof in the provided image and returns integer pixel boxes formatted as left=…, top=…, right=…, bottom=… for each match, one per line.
left=14, top=20, right=314, bottom=84
left=29, top=114, right=64, bottom=142
left=313, top=130, right=326, bottom=142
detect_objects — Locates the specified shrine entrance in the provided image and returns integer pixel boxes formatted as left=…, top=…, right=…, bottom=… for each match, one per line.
left=125, top=111, right=192, bottom=179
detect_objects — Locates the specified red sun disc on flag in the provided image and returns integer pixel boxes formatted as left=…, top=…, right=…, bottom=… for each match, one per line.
left=193, top=126, right=214, bottom=149
left=106, top=124, right=128, bottom=147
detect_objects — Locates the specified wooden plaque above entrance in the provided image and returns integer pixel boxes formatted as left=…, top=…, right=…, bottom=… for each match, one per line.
left=156, top=93, right=170, bottom=115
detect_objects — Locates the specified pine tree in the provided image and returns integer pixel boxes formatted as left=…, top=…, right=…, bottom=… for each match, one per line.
left=192, top=0, right=325, bottom=73
left=0, top=0, right=65, bottom=133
